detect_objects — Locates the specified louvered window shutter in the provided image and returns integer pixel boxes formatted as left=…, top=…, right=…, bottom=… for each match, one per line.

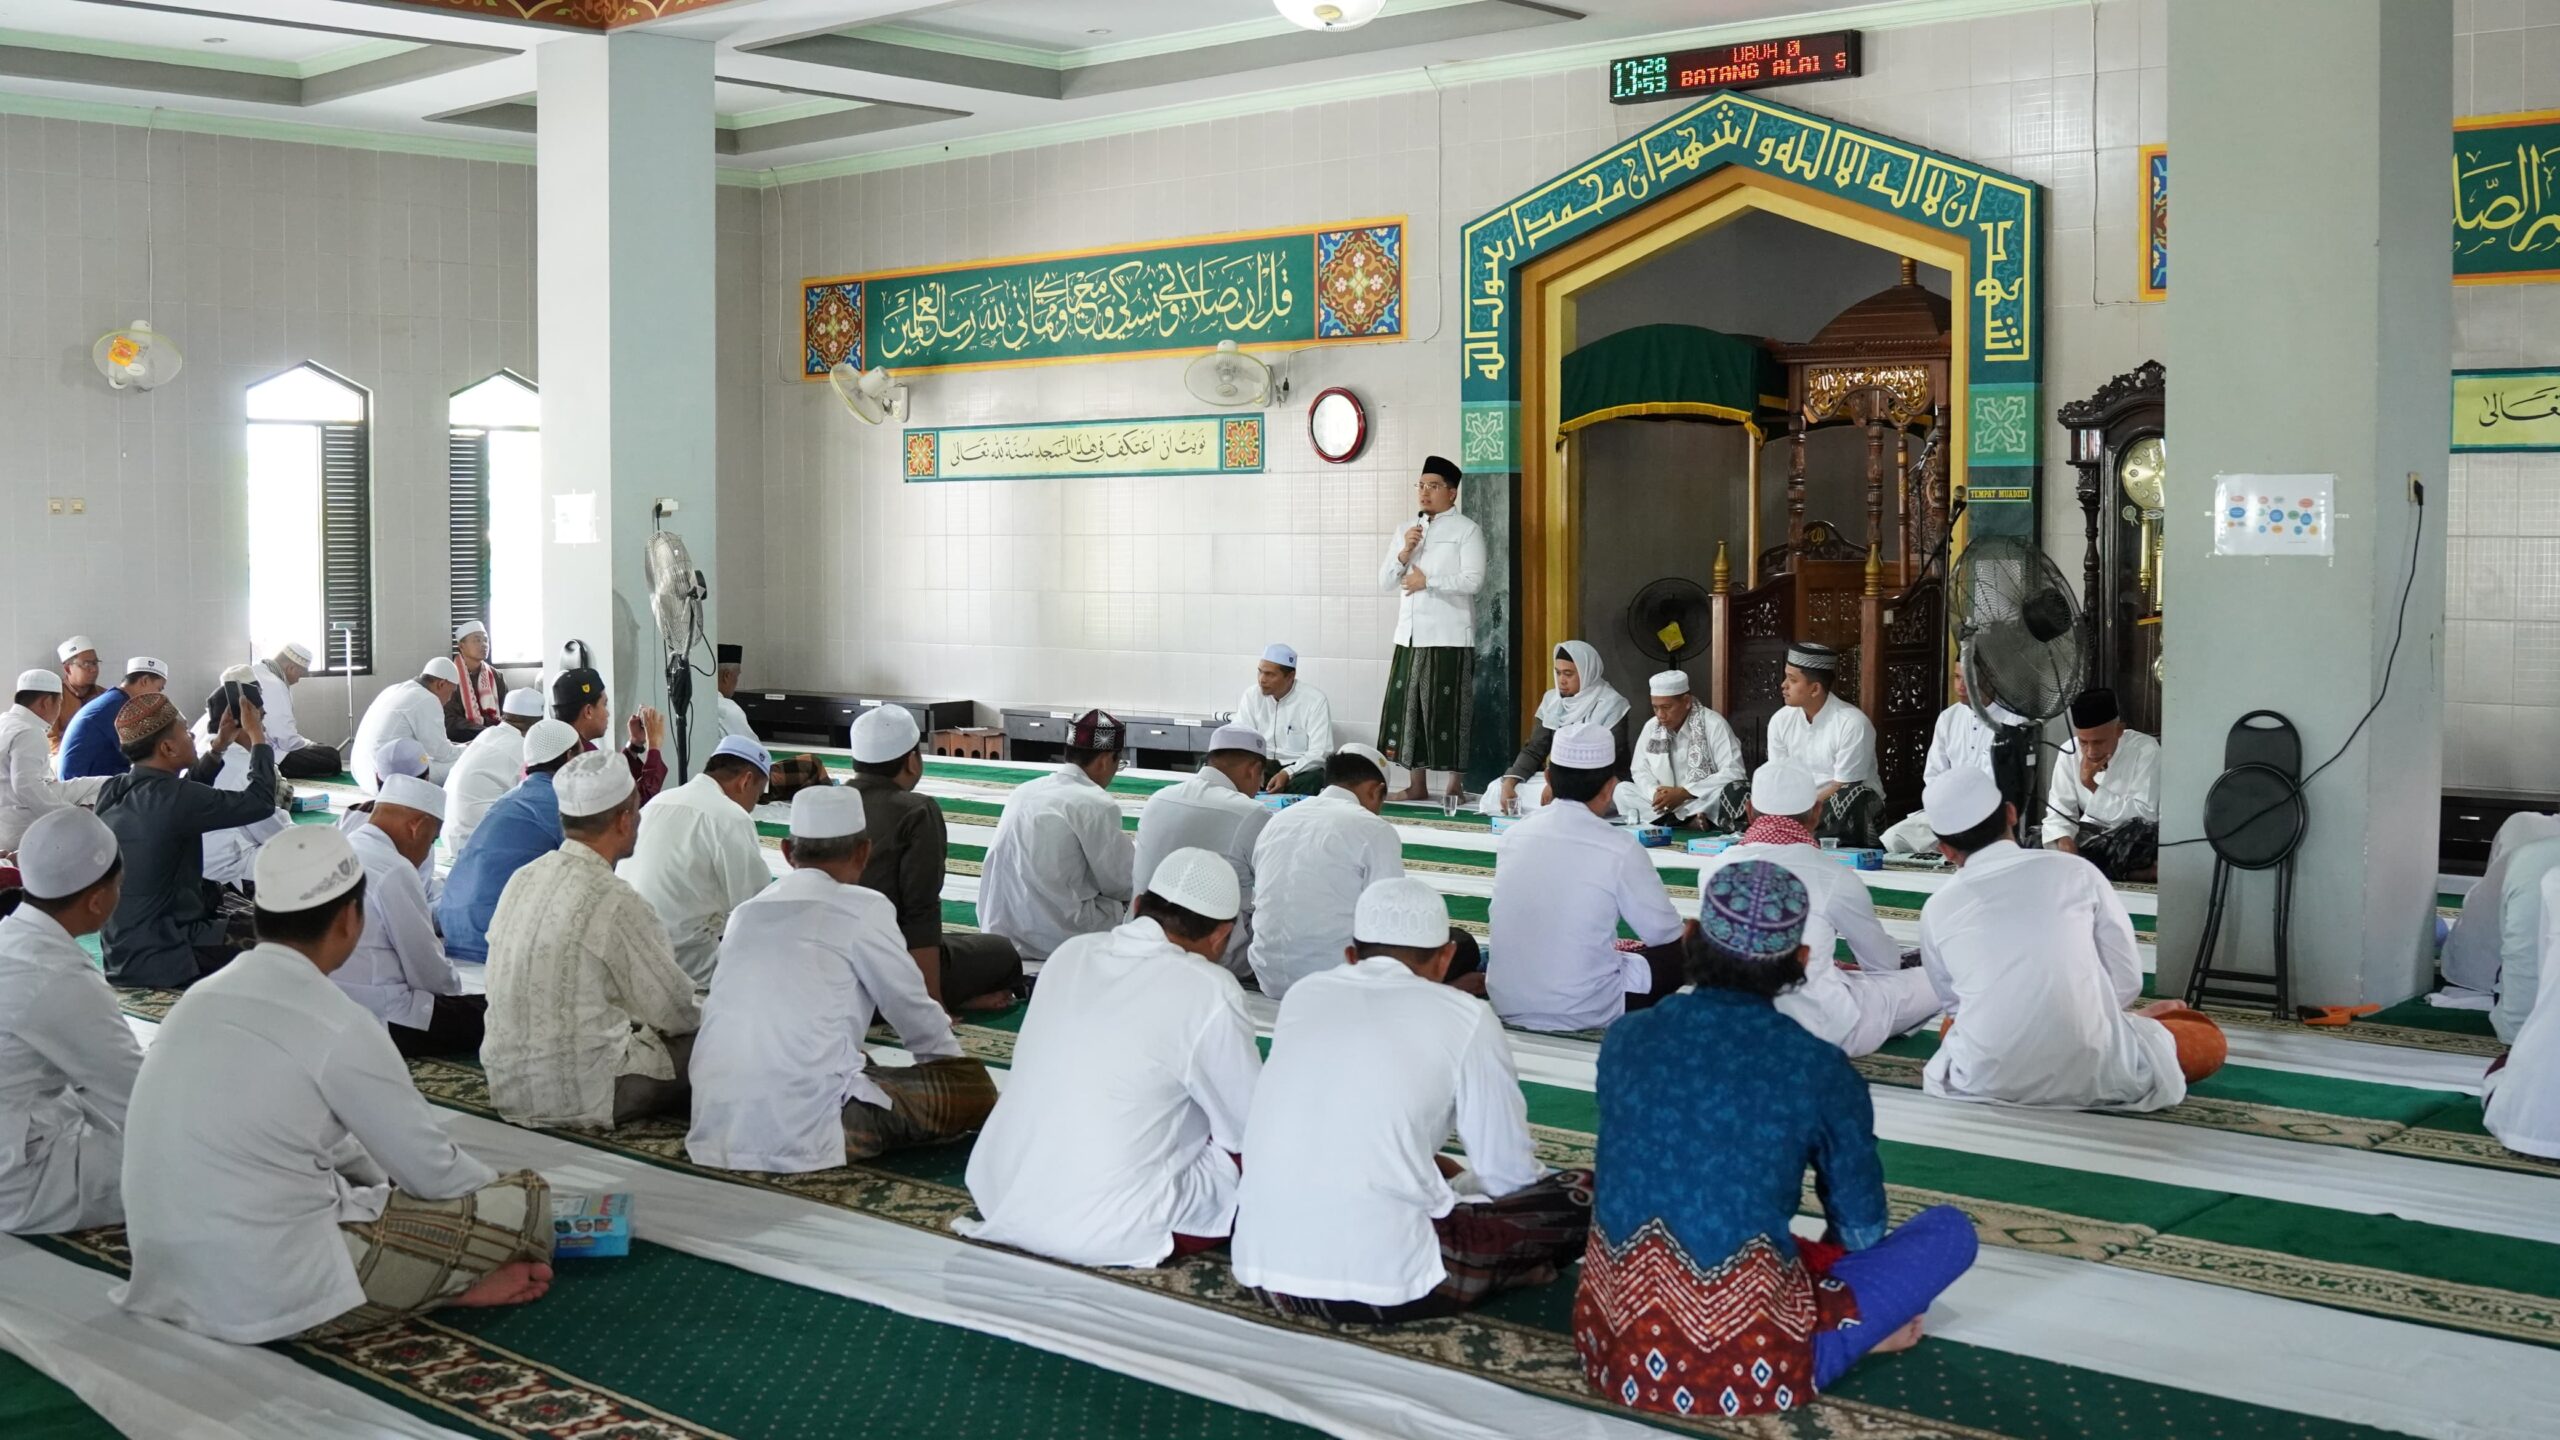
left=319, top=421, right=374, bottom=675
left=449, top=430, right=491, bottom=644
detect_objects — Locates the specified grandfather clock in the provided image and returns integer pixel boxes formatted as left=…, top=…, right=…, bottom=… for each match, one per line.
left=2060, top=360, right=2165, bottom=737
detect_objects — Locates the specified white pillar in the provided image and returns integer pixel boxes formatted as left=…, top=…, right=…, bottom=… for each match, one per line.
left=2158, top=0, right=2448, bottom=1004
left=536, top=33, right=718, bottom=762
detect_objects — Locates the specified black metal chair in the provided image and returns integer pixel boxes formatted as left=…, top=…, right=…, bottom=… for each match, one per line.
left=2184, top=710, right=2308, bottom=1015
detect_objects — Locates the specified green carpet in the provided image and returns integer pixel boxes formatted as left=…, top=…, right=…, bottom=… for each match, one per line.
left=0, top=1352, right=116, bottom=1440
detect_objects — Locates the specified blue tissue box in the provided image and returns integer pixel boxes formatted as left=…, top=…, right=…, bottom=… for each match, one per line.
left=1829, top=847, right=1884, bottom=871
left=551, top=1193, right=632, bottom=1259
left=1258, top=793, right=1305, bottom=811
left=1685, top=836, right=1735, bottom=856
left=287, top=792, right=330, bottom=814
left=1632, top=824, right=1673, bottom=848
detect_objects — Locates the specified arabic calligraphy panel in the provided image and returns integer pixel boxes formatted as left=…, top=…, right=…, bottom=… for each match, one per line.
left=900, top=416, right=1267, bottom=483
left=2454, top=368, right=2560, bottom=451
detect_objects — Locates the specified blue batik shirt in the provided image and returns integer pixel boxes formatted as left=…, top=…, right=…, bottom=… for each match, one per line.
left=436, top=771, right=563, bottom=963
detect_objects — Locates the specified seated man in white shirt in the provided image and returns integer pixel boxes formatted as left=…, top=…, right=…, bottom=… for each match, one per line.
left=250, top=641, right=342, bottom=780
left=2442, top=812, right=2560, bottom=995
left=1132, top=724, right=1273, bottom=980
left=0, top=810, right=142, bottom=1234
left=2485, top=876, right=2560, bottom=1158
left=443, top=687, right=546, bottom=857
left=1880, top=659, right=2000, bottom=855
left=116, top=828, right=551, bottom=1344
left=2041, top=688, right=2161, bottom=882
left=1708, top=641, right=1882, bottom=847
left=349, top=657, right=464, bottom=791
left=621, top=735, right=775, bottom=986
left=1233, top=877, right=1589, bottom=1323
left=0, top=669, right=108, bottom=854
left=976, top=709, right=1136, bottom=961
left=1700, top=762, right=1940, bottom=1056
left=1916, top=768, right=2223, bottom=1112
left=1486, top=723, right=1692, bottom=1033
left=711, top=643, right=759, bottom=744
left=688, top=788, right=997, bottom=1171
left=961, top=849, right=1261, bottom=1267
left=339, top=776, right=483, bottom=1058
left=1624, top=669, right=1745, bottom=829
left=1248, top=744, right=1478, bottom=998
left=1238, top=644, right=1334, bottom=796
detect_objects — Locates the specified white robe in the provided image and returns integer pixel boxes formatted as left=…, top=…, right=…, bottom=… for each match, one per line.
left=349, top=680, right=460, bottom=790
left=2492, top=836, right=2560, bottom=1043
left=198, top=742, right=291, bottom=888
left=2041, top=730, right=2163, bottom=844
left=686, top=868, right=962, bottom=1173
left=0, top=906, right=140, bottom=1233
left=1381, top=510, right=1487, bottom=649
left=960, top=918, right=1261, bottom=1268
left=1625, top=704, right=1746, bottom=826
left=1130, top=768, right=1270, bottom=978
left=620, top=773, right=774, bottom=986
left=2485, top=907, right=2560, bottom=1159
left=1766, top=696, right=1878, bottom=791
left=976, top=765, right=1136, bottom=961
left=334, top=824, right=463, bottom=1032
left=1235, top=682, right=1334, bottom=777
left=1246, top=787, right=1406, bottom=1000
left=1883, top=703, right=1999, bottom=853
left=1485, top=801, right=1685, bottom=1033
left=442, top=722, right=526, bottom=859
left=248, top=662, right=319, bottom=755
left=2442, top=812, right=2560, bottom=994
left=713, top=694, right=757, bottom=745
left=115, top=945, right=502, bottom=1343
left=0, top=703, right=105, bottom=853
left=1918, top=841, right=2183, bottom=1112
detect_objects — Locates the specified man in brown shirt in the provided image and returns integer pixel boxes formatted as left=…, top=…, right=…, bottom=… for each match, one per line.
left=846, top=706, right=1022, bottom=1012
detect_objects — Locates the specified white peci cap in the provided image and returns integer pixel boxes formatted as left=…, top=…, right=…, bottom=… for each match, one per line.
left=1145, top=846, right=1241, bottom=921
left=374, top=737, right=429, bottom=784
left=712, top=734, right=772, bottom=776
left=1336, top=742, right=1386, bottom=770
left=15, top=669, right=62, bottom=696
left=277, top=641, right=315, bottom=669
left=790, top=786, right=866, bottom=840
left=419, top=656, right=462, bottom=685
left=1353, top=876, right=1450, bottom=949
left=16, top=809, right=117, bottom=900
left=56, top=636, right=96, bottom=663
left=377, top=773, right=446, bottom=821
left=1205, top=724, right=1267, bottom=758
left=1749, top=761, right=1819, bottom=819
left=254, top=828, right=365, bottom=912
left=1648, top=669, right=1692, bottom=698
left=1923, top=767, right=2005, bottom=836
left=123, top=657, right=167, bottom=680
left=521, top=718, right=580, bottom=767
left=553, top=749, right=636, bottom=819
left=454, top=620, right=488, bottom=642
left=1261, top=643, right=1299, bottom=668
left=501, top=687, right=544, bottom=718
left=1550, top=722, right=1615, bottom=770
left=849, top=705, right=921, bottom=764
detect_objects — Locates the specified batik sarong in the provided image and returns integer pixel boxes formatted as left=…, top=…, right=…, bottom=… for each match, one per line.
left=1704, top=780, right=1884, bottom=849
left=293, top=1170, right=555, bottom=1340
left=842, top=1056, right=1001, bottom=1160
left=1259, top=1168, right=1593, bottom=1323
left=1377, top=645, right=1474, bottom=773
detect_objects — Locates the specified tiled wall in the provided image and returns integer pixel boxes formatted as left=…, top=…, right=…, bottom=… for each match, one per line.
left=2447, top=1, right=2560, bottom=791
left=0, top=118, right=762, bottom=746
left=747, top=1, right=2173, bottom=739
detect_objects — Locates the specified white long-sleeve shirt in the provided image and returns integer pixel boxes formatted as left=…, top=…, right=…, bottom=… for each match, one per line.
left=687, top=868, right=962, bottom=1173
left=248, top=662, right=317, bottom=755
left=1235, top=682, right=1335, bottom=776
left=976, top=765, right=1136, bottom=961
left=1380, top=510, right=1486, bottom=648
left=2492, top=836, right=2560, bottom=1044
left=199, top=742, right=289, bottom=888
left=334, top=823, right=462, bottom=1032
left=2041, top=729, right=2162, bottom=844
left=1626, top=704, right=1745, bottom=825
left=0, top=905, right=141, bottom=1234
left=960, top=918, right=1262, bottom=1268
left=1232, top=957, right=1543, bottom=1306
left=114, top=945, right=501, bottom=1343
left=1766, top=696, right=1878, bottom=791
left=2486, top=893, right=2560, bottom=1159
left=1246, top=787, right=1406, bottom=999
left=1702, top=838, right=1903, bottom=974
left=442, top=723, right=526, bottom=858
left=1917, top=841, right=2182, bottom=1112
left=349, top=680, right=460, bottom=790
left=0, top=704, right=105, bottom=853
left=1486, top=801, right=1685, bottom=1032
left=1922, top=702, right=1998, bottom=784
left=2443, top=813, right=2560, bottom=994
left=1131, top=768, right=1270, bottom=979
left=621, top=774, right=773, bottom=986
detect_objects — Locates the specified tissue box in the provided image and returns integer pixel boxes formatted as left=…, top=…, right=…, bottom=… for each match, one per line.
left=1684, top=836, right=1736, bottom=856
left=1829, top=847, right=1884, bottom=871
left=1488, top=813, right=1521, bottom=834
left=287, top=792, right=330, bottom=814
left=1258, top=793, right=1305, bottom=812
left=1631, top=824, right=1673, bottom=848
left=551, top=1193, right=632, bottom=1259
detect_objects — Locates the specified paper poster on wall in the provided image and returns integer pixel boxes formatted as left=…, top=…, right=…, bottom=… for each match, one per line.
left=553, top=492, right=599, bottom=545
left=2212, top=474, right=2335, bottom=558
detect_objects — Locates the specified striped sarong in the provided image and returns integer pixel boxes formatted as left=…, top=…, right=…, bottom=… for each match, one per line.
left=1377, top=644, right=1474, bottom=773
left=294, top=1170, right=555, bottom=1340
left=1260, top=1167, right=1594, bottom=1324
left=843, top=1056, right=1000, bottom=1161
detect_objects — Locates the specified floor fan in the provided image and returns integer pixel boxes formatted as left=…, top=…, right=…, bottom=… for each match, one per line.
left=1949, top=534, right=2086, bottom=838
left=645, top=525, right=708, bottom=782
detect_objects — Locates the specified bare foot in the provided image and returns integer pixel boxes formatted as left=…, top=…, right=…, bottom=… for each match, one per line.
left=1392, top=782, right=1428, bottom=802
left=2134, top=999, right=2190, bottom=1019
left=1870, top=1316, right=1925, bottom=1355
left=956, top=991, right=1017, bottom=1013
left=450, top=1260, right=554, bottom=1309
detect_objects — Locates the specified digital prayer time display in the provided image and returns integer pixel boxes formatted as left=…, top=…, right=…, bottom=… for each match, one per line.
left=1608, top=31, right=1861, bottom=104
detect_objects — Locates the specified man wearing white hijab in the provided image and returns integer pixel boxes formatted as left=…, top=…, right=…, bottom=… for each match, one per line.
left=442, top=687, right=547, bottom=856
left=1237, top=644, right=1334, bottom=796
left=1489, top=641, right=1630, bottom=817
left=350, top=658, right=463, bottom=791
left=687, top=788, right=998, bottom=1172
left=0, top=669, right=107, bottom=853
left=1131, top=723, right=1274, bottom=980
left=1623, top=669, right=1745, bottom=830
left=0, top=809, right=141, bottom=1233
left=339, top=775, right=483, bottom=1057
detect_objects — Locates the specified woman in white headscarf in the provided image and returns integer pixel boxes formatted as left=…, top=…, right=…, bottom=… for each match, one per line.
left=1488, top=640, right=1634, bottom=817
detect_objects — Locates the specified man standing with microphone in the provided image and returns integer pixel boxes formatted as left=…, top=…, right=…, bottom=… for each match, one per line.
left=1377, top=456, right=1486, bottom=803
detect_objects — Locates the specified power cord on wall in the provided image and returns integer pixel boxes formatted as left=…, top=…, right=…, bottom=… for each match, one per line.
left=2155, top=476, right=2427, bottom=851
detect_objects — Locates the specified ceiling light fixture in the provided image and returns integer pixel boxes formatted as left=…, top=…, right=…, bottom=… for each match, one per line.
left=1273, top=0, right=1387, bottom=32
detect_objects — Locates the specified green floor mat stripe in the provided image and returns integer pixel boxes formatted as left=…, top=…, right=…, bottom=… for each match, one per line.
left=0, top=1351, right=118, bottom=1440
left=2363, top=995, right=2499, bottom=1038
left=1871, top=1032, right=2467, bottom=1128
left=26, top=1229, right=1320, bottom=1440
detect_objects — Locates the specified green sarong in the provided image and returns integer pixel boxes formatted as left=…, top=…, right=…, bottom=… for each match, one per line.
left=1378, top=644, right=1474, bottom=772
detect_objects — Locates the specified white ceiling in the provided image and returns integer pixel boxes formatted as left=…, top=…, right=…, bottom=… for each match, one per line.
left=0, top=0, right=1982, bottom=176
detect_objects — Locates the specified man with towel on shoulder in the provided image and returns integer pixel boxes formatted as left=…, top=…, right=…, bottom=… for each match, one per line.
left=688, top=787, right=999, bottom=1172
left=0, top=809, right=141, bottom=1234
left=1624, top=669, right=1745, bottom=830
left=1133, top=723, right=1273, bottom=981
left=977, top=709, right=1135, bottom=961
left=443, top=622, right=505, bottom=743
left=1916, top=768, right=2222, bottom=1111
left=962, top=848, right=1261, bottom=1267
left=846, top=705, right=1022, bottom=1011
left=1239, top=644, right=1333, bottom=796
left=482, top=752, right=701, bottom=1131
left=436, top=718, right=581, bottom=964
left=338, top=775, right=483, bottom=1058
left=1710, top=641, right=1881, bottom=847
left=443, top=687, right=546, bottom=856
left=1248, top=743, right=1452, bottom=1000
left=1700, top=762, right=1941, bottom=1057
left=1233, top=877, right=1590, bottom=1323
left=1486, top=723, right=1692, bottom=1033
left=2041, top=688, right=2161, bottom=882
left=621, top=734, right=775, bottom=986
left=117, top=828, right=553, bottom=1343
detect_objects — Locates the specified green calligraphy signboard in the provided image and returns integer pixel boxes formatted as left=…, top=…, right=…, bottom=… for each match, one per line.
left=803, top=220, right=1405, bottom=377
left=2455, top=110, right=2560, bottom=282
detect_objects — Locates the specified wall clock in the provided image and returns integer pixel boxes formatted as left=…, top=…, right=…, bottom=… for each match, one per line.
left=1308, top=387, right=1367, bottom=464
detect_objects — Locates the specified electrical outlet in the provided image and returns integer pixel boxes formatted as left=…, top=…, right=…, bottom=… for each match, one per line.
left=46, top=498, right=62, bottom=516
left=68, top=497, right=84, bottom=515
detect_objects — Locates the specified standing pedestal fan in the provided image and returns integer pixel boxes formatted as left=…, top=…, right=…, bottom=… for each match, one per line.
left=644, top=523, right=708, bottom=782
left=1950, top=534, right=2086, bottom=840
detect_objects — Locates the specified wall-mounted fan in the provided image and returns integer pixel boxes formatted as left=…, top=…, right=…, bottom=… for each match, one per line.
left=93, top=321, right=183, bottom=391
left=828, top=361, right=906, bottom=424
left=1625, top=577, right=1713, bottom=666
left=1184, top=340, right=1288, bottom=408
